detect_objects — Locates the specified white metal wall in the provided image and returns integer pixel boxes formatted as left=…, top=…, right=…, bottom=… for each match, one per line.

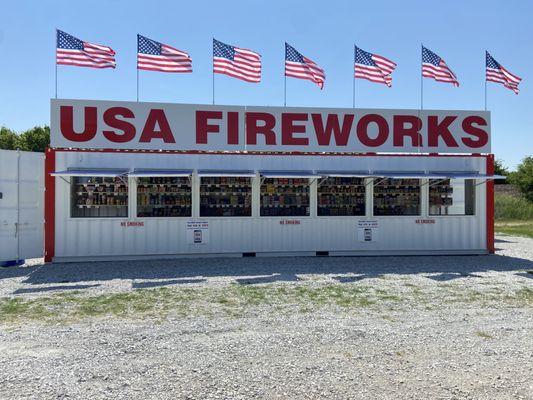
left=53, top=151, right=487, bottom=260
left=0, top=150, right=44, bottom=261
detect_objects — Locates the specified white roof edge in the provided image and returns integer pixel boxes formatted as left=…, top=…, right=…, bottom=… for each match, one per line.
left=198, top=169, right=256, bottom=177
left=51, top=169, right=128, bottom=177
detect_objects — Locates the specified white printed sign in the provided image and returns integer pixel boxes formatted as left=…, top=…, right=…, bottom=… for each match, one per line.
left=357, top=220, right=379, bottom=242
left=186, top=221, right=209, bottom=245
left=50, top=99, right=491, bottom=154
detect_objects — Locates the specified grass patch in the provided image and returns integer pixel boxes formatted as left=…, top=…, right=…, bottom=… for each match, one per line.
left=495, top=193, right=533, bottom=220
left=495, top=220, right=533, bottom=239
left=1, top=283, right=531, bottom=325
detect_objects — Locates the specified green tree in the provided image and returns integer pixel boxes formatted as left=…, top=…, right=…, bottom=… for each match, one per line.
left=0, top=127, right=19, bottom=150
left=15, top=125, right=50, bottom=152
left=494, top=158, right=509, bottom=184
left=510, top=156, right=533, bottom=202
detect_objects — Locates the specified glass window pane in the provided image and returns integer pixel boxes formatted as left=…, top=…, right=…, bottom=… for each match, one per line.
left=71, top=176, right=128, bottom=218
left=137, top=176, right=191, bottom=217
left=261, top=178, right=310, bottom=217
left=373, top=178, right=420, bottom=216
left=429, top=179, right=475, bottom=216
left=200, top=177, right=252, bottom=217
left=318, top=177, right=365, bottom=216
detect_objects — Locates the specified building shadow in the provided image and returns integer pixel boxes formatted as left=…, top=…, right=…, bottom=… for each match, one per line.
left=132, top=278, right=206, bottom=289
left=5, top=252, right=532, bottom=288
left=12, top=284, right=100, bottom=295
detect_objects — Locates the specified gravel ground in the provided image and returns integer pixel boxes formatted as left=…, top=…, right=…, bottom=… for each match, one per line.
left=0, top=235, right=532, bottom=399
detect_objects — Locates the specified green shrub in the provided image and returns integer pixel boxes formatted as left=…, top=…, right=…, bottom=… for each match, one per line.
left=495, top=193, right=533, bottom=220
left=509, top=156, right=533, bottom=202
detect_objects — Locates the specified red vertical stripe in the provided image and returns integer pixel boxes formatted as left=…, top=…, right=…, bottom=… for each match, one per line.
left=44, top=148, right=56, bottom=262
left=486, top=154, right=495, bottom=254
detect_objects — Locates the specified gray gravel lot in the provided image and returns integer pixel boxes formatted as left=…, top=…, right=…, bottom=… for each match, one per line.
left=0, top=235, right=532, bottom=399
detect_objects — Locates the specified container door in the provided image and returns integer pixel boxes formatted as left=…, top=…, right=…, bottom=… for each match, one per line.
left=0, top=150, right=45, bottom=262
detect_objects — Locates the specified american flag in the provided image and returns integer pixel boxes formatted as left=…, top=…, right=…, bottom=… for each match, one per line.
left=213, top=39, right=261, bottom=83
left=422, top=46, right=459, bottom=87
left=486, top=51, right=521, bottom=94
left=285, top=43, right=326, bottom=89
left=137, top=35, right=192, bottom=73
left=354, top=46, right=397, bottom=87
left=56, top=30, right=116, bottom=69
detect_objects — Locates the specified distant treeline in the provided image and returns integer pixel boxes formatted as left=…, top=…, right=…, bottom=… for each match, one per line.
left=0, top=126, right=50, bottom=153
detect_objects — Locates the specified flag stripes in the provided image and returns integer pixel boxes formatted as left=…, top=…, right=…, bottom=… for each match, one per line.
left=213, top=39, right=261, bottom=83
left=486, top=51, right=521, bottom=94
left=354, top=46, right=397, bottom=87
left=137, top=35, right=192, bottom=73
left=422, top=46, right=459, bottom=87
left=56, top=30, right=116, bottom=69
left=285, top=43, right=326, bottom=89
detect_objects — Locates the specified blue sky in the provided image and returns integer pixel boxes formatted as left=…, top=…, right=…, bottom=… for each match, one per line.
left=0, top=0, right=531, bottom=168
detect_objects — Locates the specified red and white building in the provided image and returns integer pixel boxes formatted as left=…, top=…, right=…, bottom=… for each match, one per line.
left=42, top=99, right=501, bottom=262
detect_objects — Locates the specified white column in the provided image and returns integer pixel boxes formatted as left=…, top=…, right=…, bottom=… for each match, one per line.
left=420, top=179, right=429, bottom=217
left=252, top=173, right=261, bottom=218
left=310, top=178, right=317, bottom=217
left=365, top=178, right=373, bottom=218
left=192, top=172, right=200, bottom=218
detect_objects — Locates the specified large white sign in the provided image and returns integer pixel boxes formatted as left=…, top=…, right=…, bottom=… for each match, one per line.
left=50, top=99, right=491, bottom=154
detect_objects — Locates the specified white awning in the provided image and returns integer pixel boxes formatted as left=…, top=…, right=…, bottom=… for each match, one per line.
left=51, top=169, right=129, bottom=177
left=317, top=170, right=373, bottom=178
left=129, top=169, right=193, bottom=177
left=373, top=171, right=445, bottom=179
left=198, top=169, right=256, bottom=177
left=429, top=172, right=506, bottom=180
left=373, top=171, right=507, bottom=180
left=260, top=170, right=317, bottom=178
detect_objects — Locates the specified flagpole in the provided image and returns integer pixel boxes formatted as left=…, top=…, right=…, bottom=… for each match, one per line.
left=420, top=44, right=424, bottom=110
left=136, top=34, right=139, bottom=102
left=353, top=45, right=356, bottom=108
left=484, top=51, right=487, bottom=111
left=284, top=42, right=287, bottom=107
left=212, top=38, right=215, bottom=105
left=284, top=74, right=287, bottom=107
left=55, top=29, right=58, bottom=99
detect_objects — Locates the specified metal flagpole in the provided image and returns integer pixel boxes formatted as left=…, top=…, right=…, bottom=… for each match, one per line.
left=484, top=52, right=487, bottom=111
left=420, top=44, right=424, bottom=110
left=212, top=38, right=215, bottom=105
left=353, top=44, right=356, bottom=108
left=284, top=74, right=287, bottom=107
left=284, top=43, right=287, bottom=107
left=55, top=29, right=58, bottom=99
left=136, top=35, right=139, bottom=102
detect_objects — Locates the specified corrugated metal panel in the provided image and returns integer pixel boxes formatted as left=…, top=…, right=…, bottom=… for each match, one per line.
left=54, top=151, right=488, bottom=258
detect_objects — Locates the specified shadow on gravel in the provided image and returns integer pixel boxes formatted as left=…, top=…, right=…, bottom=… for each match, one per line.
left=235, top=274, right=301, bottom=285
left=425, top=272, right=484, bottom=282
left=12, top=284, right=100, bottom=294
left=132, top=279, right=206, bottom=289
left=4, top=253, right=532, bottom=287
left=514, top=272, right=533, bottom=280
left=495, top=238, right=517, bottom=244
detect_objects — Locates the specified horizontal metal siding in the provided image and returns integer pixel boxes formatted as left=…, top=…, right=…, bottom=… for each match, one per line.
left=54, top=152, right=487, bottom=258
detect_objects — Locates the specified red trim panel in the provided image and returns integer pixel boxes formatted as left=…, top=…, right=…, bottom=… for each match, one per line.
left=44, top=148, right=56, bottom=262
left=486, top=154, right=495, bottom=253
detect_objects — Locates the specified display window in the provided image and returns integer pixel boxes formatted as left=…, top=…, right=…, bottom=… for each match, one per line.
left=200, top=177, right=252, bottom=217
left=373, top=178, right=420, bottom=216
left=429, top=179, right=475, bottom=216
left=71, top=176, right=128, bottom=218
left=317, top=177, right=365, bottom=216
left=260, top=178, right=310, bottom=217
left=137, top=177, right=192, bottom=217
